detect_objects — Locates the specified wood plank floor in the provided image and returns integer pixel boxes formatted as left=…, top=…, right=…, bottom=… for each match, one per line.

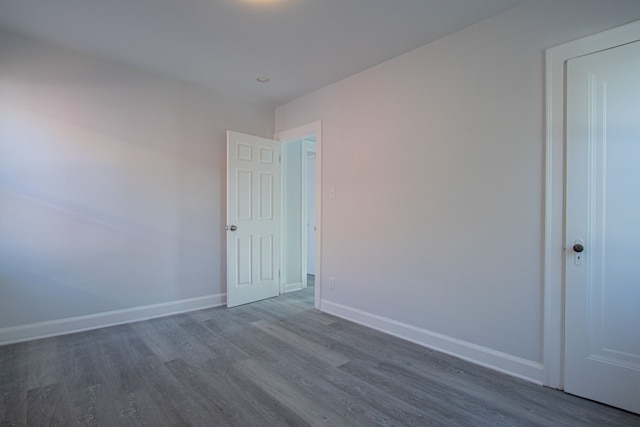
left=1, top=285, right=639, bottom=426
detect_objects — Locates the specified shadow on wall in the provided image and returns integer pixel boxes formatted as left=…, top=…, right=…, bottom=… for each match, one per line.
left=0, top=103, right=218, bottom=328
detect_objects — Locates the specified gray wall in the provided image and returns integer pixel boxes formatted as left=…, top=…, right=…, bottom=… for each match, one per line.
left=275, top=0, right=640, bottom=381
left=0, top=29, right=273, bottom=330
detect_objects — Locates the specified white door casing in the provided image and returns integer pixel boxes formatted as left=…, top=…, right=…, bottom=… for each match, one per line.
left=306, top=150, right=316, bottom=276
left=564, top=41, right=640, bottom=414
left=226, top=131, right=281, bottom=308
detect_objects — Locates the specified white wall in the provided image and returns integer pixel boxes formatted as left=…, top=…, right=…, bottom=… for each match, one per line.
left=275, top=0, right=640, bottom=381
left=0, top=29, right=273, bottom=337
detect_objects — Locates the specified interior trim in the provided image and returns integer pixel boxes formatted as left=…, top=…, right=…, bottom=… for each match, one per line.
left=0, top=293, right=225, bottom=346
left=322, top=299, right=544, bottom=385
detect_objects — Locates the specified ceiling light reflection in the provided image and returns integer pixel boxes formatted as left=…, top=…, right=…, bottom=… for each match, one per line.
left=241, top=0, right=286, bottom=5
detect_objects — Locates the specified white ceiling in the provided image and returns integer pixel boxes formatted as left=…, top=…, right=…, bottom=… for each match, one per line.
left=0, top=0, right=528, bottom=106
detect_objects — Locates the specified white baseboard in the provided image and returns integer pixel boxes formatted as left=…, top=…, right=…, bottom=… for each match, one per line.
left=283, top=281, right=304, bottom=293
left=321, top=300, right=543, bottom=385
left=0, top=293, right=226, bottom=346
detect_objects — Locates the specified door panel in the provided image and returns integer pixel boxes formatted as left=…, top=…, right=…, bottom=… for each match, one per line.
left=227, top=131, right=280, bottom=307
left=565, top=40, right=640, bottom=414
left=259, top=172, right=274, bottom=219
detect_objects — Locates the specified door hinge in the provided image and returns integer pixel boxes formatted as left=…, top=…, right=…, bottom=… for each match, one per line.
left=279, top=154, right=281, bottom=163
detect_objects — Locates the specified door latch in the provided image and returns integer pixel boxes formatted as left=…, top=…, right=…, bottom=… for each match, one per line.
left=573, top=239, right=584, bottom=266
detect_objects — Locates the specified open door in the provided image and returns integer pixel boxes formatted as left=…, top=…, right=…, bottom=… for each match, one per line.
left=226, top=131, right=281, bottom=307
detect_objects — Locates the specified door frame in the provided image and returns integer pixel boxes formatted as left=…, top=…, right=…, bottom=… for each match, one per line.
left=543, top=20, right=640, bottom=389
left=275, top=121, right=323, bottom=310
left=304, top=139, right=317, bottom=278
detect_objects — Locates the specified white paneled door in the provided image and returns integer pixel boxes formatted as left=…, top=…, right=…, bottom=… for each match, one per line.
left=226, top=131, right=281, bottom=308
left=565, top=40, right=640, bottom=414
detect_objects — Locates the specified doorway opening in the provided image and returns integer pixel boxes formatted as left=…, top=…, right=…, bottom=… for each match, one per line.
left=275, top=121, right=322, bottom=309
left=280, top=136, right=315, bottom=292
left=305, top=139, right=317, bottom=283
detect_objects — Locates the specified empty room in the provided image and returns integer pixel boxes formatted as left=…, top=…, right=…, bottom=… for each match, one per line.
left=1, top=0, right=640, bottom=425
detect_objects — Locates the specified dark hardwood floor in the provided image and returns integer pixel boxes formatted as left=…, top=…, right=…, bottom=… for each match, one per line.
left=1, top=284, right=639, bottom=426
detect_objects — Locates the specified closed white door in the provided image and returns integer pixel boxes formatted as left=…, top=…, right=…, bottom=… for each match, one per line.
left=565, top=40, right=640, bottom=414
left=226, top=131, right=280, bottom=308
